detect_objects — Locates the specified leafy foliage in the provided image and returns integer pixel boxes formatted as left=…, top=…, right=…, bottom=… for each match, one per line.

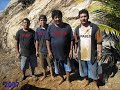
left=115, top=42, right=120, bottom=55
left=97, top=24, right=120, bottom=43
left=94, top=0, right=120, bottom=31
left=97, top=24, right=120, bottom=36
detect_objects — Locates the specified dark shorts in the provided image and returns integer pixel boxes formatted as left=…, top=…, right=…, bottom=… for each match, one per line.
left=39, top=52, right=53, bottom=69
left=20, top=54, right=37, bottom=70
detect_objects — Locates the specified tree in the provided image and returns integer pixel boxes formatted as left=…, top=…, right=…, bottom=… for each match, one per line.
left=94, top=0, right=120, bottom=31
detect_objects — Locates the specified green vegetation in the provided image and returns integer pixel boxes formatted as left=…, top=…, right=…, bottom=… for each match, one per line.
left=94, top=0, right=120, bottom=31
left=97, top=24, right=120, bottom=36
left=115, top=43, right=120, bottom=52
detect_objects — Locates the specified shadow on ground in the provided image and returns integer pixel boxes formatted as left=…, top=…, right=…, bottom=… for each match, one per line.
left=21, top=84, right=50, bottom=90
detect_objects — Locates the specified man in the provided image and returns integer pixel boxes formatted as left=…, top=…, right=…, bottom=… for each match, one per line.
left=74, top=9, right=102, bottom=90
left=45, top=10, right=74, bottom=85
left=16, top=18, right=37, bottom=81
left=35, top=15, right=54, bottom=81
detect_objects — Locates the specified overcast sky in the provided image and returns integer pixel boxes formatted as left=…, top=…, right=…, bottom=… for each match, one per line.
left=0, top=0, right=10, bottom=11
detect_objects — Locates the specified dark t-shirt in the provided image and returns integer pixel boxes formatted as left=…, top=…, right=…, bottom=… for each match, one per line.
left=16, top=29, right=36, bottom=56
left=35, top=27, right=48, bottom=53
left=45, top=23, right=74, bottom=60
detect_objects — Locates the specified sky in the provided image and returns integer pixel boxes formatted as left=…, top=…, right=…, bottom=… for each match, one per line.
left=0, top=0, right=10, bottom=11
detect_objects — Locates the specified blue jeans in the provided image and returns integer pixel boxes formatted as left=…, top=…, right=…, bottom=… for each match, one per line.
left=54, top=58, right=71, bottom=75
left=79, top=60, right=98, bottom=80
left=20, top=54, right=37, bottom=70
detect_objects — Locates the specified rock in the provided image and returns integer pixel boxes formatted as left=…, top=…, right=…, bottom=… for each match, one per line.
left=0, top=0, right=104, bottom=53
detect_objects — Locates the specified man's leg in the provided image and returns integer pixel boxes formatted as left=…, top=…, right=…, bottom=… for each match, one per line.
left=31, top=67, right=35, bottom=75
left=29, top=54, right=38, bottom=80
left=41, top=68, right=47, bottom=81
left=64, top=58, right=71, bottom=82
left=81, top=76, right=89, bottom=88
left=20, top=56, right=29, bottom=81
left=49, top=67, right=54, bottom=80
left=47, top=55, right=54, bottom=80
left=59, top=74, right=65, bottom=85
left=39, top=53, right=47, bottom=81
left=87, top=61, right=99, bottom=90
left=54, top=59, right=65, bottom=85
left=66, top=72, right=70, bottom=82
left=78, top=60, right=89, bottom=87
left=21, top=69, right=27, bottom=80
left=93, top=80, right=100, bottom=90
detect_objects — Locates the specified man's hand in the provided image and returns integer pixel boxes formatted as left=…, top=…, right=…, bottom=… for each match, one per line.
left=48, top=51, right=53, bottom=59
left=97, top=52, right=102, bottom=61
left=74, top=52, right=78, bottom=60
left=36, top=51, right=39, bottom=57
left=73, top=47, right=78, bottom=59
left=97, top=44, right=102, bottom=61
left=17, top=52, right=21, bottom=59
left=69, top=50, right=73, bottom=60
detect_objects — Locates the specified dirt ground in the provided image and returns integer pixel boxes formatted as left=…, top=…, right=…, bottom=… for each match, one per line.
left=0, top=51, right=120, bottom=90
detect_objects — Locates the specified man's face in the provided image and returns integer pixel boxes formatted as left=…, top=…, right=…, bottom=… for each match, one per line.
left=53, top=16, right=62, bottom=25
left=22, top=20, right=30, bottom=30
left=79, top=13, right=89, bottom=25
left=39, top=18, right=47, bottom=27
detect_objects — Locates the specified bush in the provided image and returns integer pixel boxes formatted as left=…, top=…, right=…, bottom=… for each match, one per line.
left=18, top=0, right=35, bottom=8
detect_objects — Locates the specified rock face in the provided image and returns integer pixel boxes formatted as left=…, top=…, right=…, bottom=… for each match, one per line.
left=0, top=0, right=101, bottom=53
left=0, top=1, right=120, bottom=90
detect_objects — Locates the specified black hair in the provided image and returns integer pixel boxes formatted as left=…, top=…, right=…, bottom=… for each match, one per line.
left=78, top=9, right=89, bottom=18
left=22, top=18, right=30, bottom=24
left=52, top=10, right=62, bottom=19
left=39, top=15, right=47, bottom=21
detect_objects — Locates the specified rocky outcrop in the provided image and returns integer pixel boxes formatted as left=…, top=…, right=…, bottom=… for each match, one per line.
left=0, top=0, right=102, bottom=54
left=0, top=0, right=119, bottom=54
left=0, top=1, right=120, bottom=90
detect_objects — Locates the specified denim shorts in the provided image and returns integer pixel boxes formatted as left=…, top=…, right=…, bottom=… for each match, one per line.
left=54, top=58, right=71, bottom=75
left=79, top=60, right=99, bottom=80
left=20, top=54, right=37, bottom=70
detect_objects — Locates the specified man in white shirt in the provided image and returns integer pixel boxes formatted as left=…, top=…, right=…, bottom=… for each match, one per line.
left=74, top=9, right=102, bottom=90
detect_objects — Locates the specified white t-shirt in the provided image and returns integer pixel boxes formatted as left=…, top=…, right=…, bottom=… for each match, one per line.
left=79, top=25, right=92, bottom=61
